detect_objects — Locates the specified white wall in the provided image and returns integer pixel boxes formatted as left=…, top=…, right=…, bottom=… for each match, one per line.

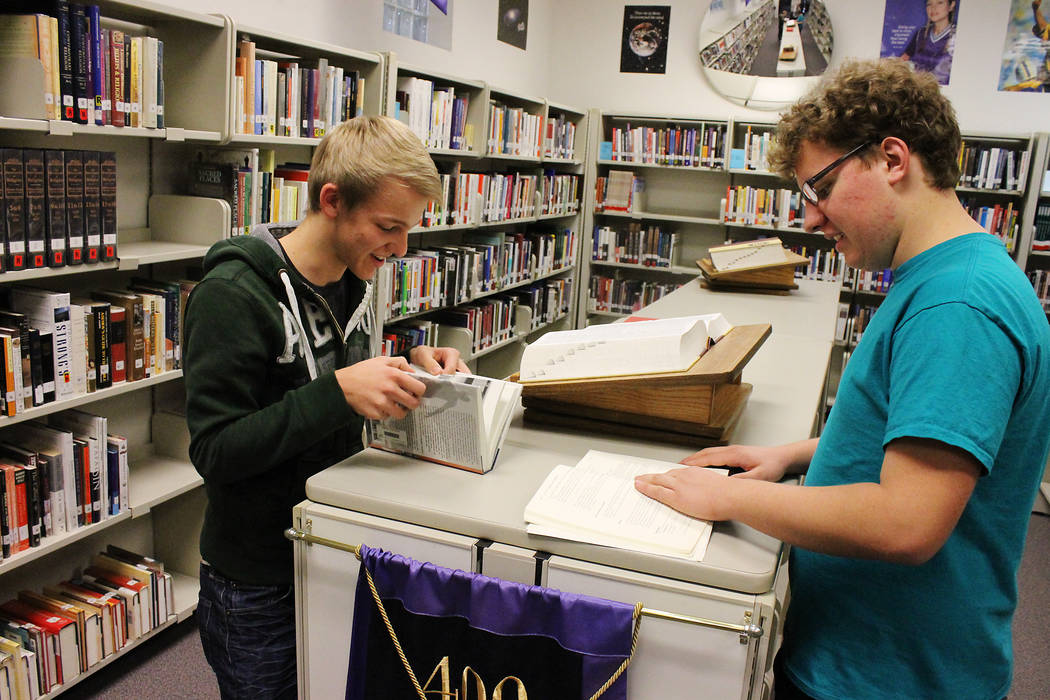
left=172, top=0, right=555, bottom=100
left=544, top=0, right=1050, bottom=134
left=179, top=0, right=1050, bottom=134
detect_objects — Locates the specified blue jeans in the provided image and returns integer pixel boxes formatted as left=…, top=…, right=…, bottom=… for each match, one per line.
left=197, top=563, right=297, bottom=700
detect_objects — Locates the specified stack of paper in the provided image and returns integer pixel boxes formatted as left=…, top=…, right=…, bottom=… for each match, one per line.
left=524, top=450, right=725, bottom=561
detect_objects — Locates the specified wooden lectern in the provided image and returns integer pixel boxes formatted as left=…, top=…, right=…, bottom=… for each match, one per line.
left=513, top=323, right=771, bottom=446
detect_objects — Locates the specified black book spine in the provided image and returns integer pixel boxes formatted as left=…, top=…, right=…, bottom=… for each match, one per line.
left=38, top=330, right=55, bottom=404
left=71, top=439, right=85, bottom=527
left=23, top=465, right=40, bottom=548
left=99, top=151, right=117, bottom=261
left=54, top=0, right=77, bottom=121
left=44, top=150, right=68, bottom=267
left=0, top=475, right=9, bottom=558
left=38, top=456, right=52, bottom=537
left=83, top=151, right=101, bottom=263
left=26, top=328, right=44, bottom=408
left=1, top=148, right=27, bottom=271
left=70, top=3, right=91, bottom=124
left=95, top=304, right=111, bottom=389
left=64, top=150, right=86, bottom=265
left=22, top=149, right=47, bottom=269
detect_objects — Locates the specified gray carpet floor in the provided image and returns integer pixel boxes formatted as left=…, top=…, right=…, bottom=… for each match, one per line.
left=59, top=511, right=1050, bottom=699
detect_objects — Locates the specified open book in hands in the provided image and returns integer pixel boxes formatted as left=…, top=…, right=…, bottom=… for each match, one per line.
left=524, top=450, right=727, bottom=561
left=366, top=367, right=522, bottom=474
left=518, top=313, right=733, bottom=383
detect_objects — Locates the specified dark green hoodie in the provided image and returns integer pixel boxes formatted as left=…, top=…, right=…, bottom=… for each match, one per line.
left=183, top=225, right=371, bottom=585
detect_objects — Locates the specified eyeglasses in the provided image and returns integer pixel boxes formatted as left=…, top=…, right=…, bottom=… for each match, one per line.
left=800, top=142, right=872, bottom=205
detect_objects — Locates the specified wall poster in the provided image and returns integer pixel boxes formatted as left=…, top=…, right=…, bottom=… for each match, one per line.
left=879, top=0, right=960, bottom=85
left=620, top=5, right=671, bottom=74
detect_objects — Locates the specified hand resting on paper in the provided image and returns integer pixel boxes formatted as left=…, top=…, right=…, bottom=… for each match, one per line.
left=634, top=466, right=734, bottom=522
left=679, top=444, right=803, bottom=482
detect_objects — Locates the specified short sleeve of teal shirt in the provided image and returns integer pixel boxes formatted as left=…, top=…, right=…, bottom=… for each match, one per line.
left=885, top=301, right=1017, bottom=471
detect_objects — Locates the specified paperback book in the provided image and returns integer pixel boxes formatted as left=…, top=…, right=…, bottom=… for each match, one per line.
left=366, top=367, right=522, bottom=474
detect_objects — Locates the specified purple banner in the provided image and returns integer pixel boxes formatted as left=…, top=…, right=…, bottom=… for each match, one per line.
left=347, top=545, right=637, bottom=700
left=880, top=0, right=961, bottom=85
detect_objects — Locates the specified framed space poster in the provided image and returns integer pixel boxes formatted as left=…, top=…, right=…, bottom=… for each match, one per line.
left=620, top=5, right=671, bottom=74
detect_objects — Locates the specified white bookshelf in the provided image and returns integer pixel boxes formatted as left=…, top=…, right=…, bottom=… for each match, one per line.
left=0, top=1, right=231, bottom=695
left=382, top=57, right=587, bottom=374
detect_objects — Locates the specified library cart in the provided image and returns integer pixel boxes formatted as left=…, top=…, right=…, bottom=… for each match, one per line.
left=290, top=279, right=841, bottom=700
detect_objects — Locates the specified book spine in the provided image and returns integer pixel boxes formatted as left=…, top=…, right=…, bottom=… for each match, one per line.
left=63, top=150, right=85, bottom=264
left=12, top=468, right=29, bottom=552
left=94, top=304, right=111, bottom=389
left=2, top=148, right=28, bottom=271
left=44, top=149, right=68, bottom=267
left=70, top=2, right=90, bottom=124
left=82, top=151, right=101, bottom=262
left=99, top=151, right=117, bottom=260
left=109, top=29, right=125, bottom=128
left=23, top=149, right=48, bottom=269
left=88, top=4, right=104, bottom=125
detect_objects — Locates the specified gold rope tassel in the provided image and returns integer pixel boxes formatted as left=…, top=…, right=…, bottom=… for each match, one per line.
left=359, top=549, right=645, bottom=700
left=586, top=602, right=644, bottom=700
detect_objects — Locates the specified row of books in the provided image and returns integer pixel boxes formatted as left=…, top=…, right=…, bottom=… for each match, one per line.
left=1028, top=269, right=1050, bottom=311
left=422, top=170, right=539, bottom=228
left=539, top=172, right=580, bottom=217
left=602, top=122, right=728, bottom=168
left=835, top=302, right=878, bottom=346
left=593, top=170, right=643, bottom=213
left=520, top=277, right=574, bottom=332
left=379, top=276, right=574, bottom=357
left=958, top=197, right=1017, bottom=251
left=957, top=142, right=1030, bottom=191
left=187, top=148, right=309, bottom=237
left=591, top=223, right=680, bottom=268
left=0, top=281, right=192, bottom=417
left=1, top=147, right=116, bottom=273
left=487, top=102, right=543, bottom=158
left=722, top=185, right=806, bottom=229
left=377, top=229, right=576, bottom=321
left=847, top=267, right=894, bottom=294
left=0, top=545, right=174, bottom=696
left=732, top=126, right=774, bottom=171
left=234, top=40, right=365, bottom=138
left=394, top=76, right=473, bottom=152
left=431, top=295, right=520, bottom=355
left=1, top=412, right=126, bottom=560
left=1029, top=200, right=1050, bottom=250
left=788, top=245, right=847, bottom=283
left=543, top=114, right=577, bottom=161
left=0, top=5, right=164, bottom=128
left=587, top=276, right=682, bottom=315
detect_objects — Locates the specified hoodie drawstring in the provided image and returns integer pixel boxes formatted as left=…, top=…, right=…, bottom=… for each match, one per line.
left=279, top=269, right=320, bottom=381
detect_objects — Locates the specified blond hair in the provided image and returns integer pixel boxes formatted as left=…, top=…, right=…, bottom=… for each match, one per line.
left=767, top=58, right=961, bottom=189
left=307, top=116, right=442, bottom=212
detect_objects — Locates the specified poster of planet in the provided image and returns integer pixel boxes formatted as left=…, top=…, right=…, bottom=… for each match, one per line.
left=620, top=5, right=671, bottom=74
left=497, top=0, right=528, bottom=50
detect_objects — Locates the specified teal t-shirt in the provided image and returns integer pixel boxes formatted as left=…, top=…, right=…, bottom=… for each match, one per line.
left=782, top=234, right=1050, bottom=700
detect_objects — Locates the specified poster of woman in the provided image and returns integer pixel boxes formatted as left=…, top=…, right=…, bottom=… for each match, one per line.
left=999, top=0, right=1050, bottom=91
left=880, top=0, right=960, bottom=85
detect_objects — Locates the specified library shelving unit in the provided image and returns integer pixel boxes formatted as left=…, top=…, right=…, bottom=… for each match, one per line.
left=698, top=0, right=774, bottom=76
left=582, top=110, right=734, bottom=325
left=806, top=1, right=834, bottom=63
left=1017, top=132, right=1050, bottom=318
left=380, top=57, right=587, bottom=379
left=0, top=1, right=237, bottom=695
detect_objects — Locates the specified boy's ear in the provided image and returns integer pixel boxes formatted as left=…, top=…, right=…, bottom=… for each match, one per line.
left=318, top=183, right=342, bottom=218
left=880, top=136, right=910, bottom=186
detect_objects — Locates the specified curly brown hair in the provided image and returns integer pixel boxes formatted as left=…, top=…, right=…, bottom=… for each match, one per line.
left=766, top=58, right=961, bottom=189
